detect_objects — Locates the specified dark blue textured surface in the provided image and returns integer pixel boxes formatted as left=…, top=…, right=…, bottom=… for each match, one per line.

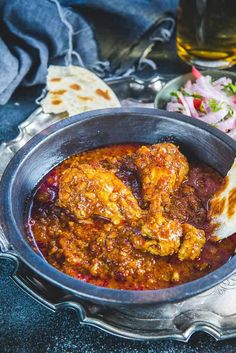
left=1, top=87, right=236, bottom=352
left=1, top=259, right=236, bottom=353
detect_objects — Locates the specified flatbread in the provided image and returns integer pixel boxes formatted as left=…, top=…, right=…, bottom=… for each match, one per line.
left=40, top=65, right=120, bottom=116
left=209, top=158, right=236, bottom=239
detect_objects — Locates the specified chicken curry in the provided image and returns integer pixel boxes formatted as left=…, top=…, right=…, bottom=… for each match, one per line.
left=27, top=143, right=236, bottom=290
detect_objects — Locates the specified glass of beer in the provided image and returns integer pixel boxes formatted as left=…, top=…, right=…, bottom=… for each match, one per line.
left=176, top=0, right=236, bottom=69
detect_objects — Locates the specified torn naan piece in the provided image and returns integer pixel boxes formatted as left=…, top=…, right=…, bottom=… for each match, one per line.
left=209, top=159, right=236, bottom=240
left=40, top=65, right=120, bottom=116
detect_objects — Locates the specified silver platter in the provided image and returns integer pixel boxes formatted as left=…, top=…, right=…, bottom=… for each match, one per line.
left=0, top=107, right=236, bottom=341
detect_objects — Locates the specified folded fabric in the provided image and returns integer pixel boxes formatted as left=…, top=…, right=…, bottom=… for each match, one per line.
left=0, top=0, right=178, bottom=105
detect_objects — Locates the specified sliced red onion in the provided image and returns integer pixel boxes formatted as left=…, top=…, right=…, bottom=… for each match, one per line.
left=193, top=76, right=227, bottom=102
left=185, top=80, right=192, bottom=90
left=184, top=96, right=199, bottom=118
left=229, top=96, right=236, bottom=108
left=228, top=127, right=236, bottom=139
left=166, top=102, right=184, bottom=112
left=200, top=104, right=229, bottom=124
left=192, top=66, right=202, bottom=79
left=213, top=77, right=232, bottom=89
left=177, top=92, right=191, bottom=116
left=216, top=114, right=236, bottom=132
left=202, top=101, right=211, bottom=114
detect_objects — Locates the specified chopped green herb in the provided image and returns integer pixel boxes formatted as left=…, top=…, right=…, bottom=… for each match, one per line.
left=209, top=98, right=221, bottom=112
left=192, top=93, right=203, bottom=99
left=224, top=83, right=236, bottom=96
left=179, top=87, right=203, bottom=98
left=227, top=105, right=234, bottom=117
left=170, top=91, right=179, bottom=98
left=181, top=89, right=191, bottom=97
left=199, top=102, right=206, bottom=114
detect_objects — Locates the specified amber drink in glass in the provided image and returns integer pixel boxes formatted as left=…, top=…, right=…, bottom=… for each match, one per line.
left=177, top=0, right=236, bottom=69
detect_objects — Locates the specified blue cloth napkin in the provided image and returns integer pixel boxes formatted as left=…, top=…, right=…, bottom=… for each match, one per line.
left=0, top=0, right=178, bottom=105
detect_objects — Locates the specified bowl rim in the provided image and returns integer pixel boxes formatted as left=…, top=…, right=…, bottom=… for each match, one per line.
left=154, top=69, right=236, bottom=109
left=1, top=107, right=236, bottom=305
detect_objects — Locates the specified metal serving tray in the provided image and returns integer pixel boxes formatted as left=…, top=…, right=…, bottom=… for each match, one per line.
left=0, top=107, right=236, bottom=342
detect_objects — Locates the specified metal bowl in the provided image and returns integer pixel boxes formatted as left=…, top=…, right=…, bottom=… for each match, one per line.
left=154, top=70, right=236, bottom=109
left=0, top=107, right=236, bottom=339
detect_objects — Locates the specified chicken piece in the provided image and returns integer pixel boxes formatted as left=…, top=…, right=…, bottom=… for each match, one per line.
left=138, top=195, right=206, bottom=259
left=132, top=143, right=205, bottom=259
left=178, top=223, right=206, bottom=261
left=140, top=219, right=182, bottom=256
left=134, top=213, right=206, bottom=259
left=135, top=197, right=182, bottom=256
left=134, top=143, right=189, bottom=205
left=58, top=164, right=143, bottom=225
left=133, top=143, right=189, bottom=256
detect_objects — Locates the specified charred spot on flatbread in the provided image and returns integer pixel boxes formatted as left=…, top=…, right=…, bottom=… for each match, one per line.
left=70, top=83, right=81, bottom=90
left=228, top=187, right=236, bottom=218
left=52, top=99, right=62, bottom=105
left=96, top=88, right=110, bottom=100
left=77, top=95, right=93, bottom=101
left=50, top=77, right=61, bottom=82
left=210, top=197, right=226, bottom=217
left=51, top=90, right=67, bottom=95
left=210, top=159, right=236, bottom=239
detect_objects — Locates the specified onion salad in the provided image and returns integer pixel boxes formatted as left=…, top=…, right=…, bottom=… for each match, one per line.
left=166, top=67, right=236, bottom=139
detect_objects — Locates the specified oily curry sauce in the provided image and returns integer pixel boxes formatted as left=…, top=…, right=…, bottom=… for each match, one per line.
left=27, top=144, right=236, bottom=290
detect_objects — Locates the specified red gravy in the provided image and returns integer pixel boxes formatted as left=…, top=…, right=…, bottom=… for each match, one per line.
left=27, top=144, right=236, bottom=290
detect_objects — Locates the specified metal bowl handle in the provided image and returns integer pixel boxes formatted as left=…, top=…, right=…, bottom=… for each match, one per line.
left=0, top=224, right=19, bottom=263
left=0, top=228, right=134, bottom=338
left=0, top=224, right=11, bottom=253
left=0, top=223, right=58, bottom=309
left=0, top=225, right=97, bottom=319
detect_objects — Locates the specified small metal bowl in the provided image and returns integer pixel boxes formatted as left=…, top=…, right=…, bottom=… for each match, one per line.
left=154, top=70, right=236, bottom=110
